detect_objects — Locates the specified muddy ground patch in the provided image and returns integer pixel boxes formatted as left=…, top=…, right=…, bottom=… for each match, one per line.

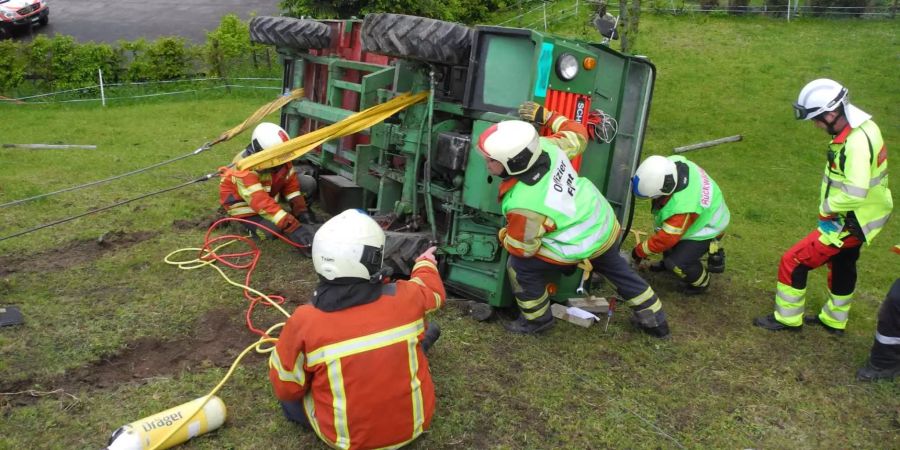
left=0, top=307, right=260, bottom=411
left=0, top=230, right=158, bottom=276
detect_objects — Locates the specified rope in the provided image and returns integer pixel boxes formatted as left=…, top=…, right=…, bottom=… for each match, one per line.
left=0, top=88, right=304, bottom=209
left=0, top=173, right=217, bottom=243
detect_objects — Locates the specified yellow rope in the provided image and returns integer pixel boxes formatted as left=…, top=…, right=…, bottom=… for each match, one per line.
left=237, top=91, right=429, bottom=171
left=212, top=88, right=305, bottom=145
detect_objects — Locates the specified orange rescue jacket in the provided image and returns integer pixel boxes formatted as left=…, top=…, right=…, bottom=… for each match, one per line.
left=269, top=260, right=446, bottom=450
left=219, top=159, right=301, bottom=227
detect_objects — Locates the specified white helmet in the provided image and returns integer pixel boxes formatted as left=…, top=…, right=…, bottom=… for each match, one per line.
left=793, top=78, right=848, bottom=121
left=477, top=120, right=541, bottom=176
left=249, top=122, right=290, bottom=154
left=632, top=155, right=677, bottom=199
left=312, top=209, right=385, bottom=281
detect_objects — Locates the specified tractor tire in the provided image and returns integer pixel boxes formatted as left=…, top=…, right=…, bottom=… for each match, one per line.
left=249, top=16, right=332, bottom=49
left=361, top=14, right=474, bottom=66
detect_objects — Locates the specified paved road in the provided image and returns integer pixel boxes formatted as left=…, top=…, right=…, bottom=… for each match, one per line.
left=17, top=0, right=281, bottom=43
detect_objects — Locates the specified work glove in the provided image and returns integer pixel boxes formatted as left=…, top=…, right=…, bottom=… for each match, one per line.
left=518, top=101, right=552, bottom=126
left=416, top=246, right=438, bottom=264
left=289, top=196, right=308, bottom=215
left=296, top=210, right=320, bottom=225
left=288, top=225, right=316, bottom=257
left=817, top=214, right=843, bottom=234
left=279, top=214, right=301, bottom=234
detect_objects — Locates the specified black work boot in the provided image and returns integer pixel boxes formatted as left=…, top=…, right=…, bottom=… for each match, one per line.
left=421, top=322, right=441, bottom=354
left=803, top=315, right=844, bottom=336
left=503, top=314, right=554, bottom=335
left=753, top=313, right=801, bottom=332
left=707, top=249, right=726, bottom=274
left=682, top=282, right=709, bottom=296
left=629, top=315, right=671, bottom=339
left=856, top=360, right=900, bottom=382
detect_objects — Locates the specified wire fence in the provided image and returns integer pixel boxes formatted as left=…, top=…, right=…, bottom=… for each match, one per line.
left=0, top=77, right=281, bottom=105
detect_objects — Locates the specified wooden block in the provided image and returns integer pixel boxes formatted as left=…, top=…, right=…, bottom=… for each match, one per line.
left=567, top=296, right=609, bottom=314
left=551, top=304, right=595, bottom=328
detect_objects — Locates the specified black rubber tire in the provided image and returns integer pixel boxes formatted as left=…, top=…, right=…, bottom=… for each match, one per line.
left=361, top=14, right=474, bottom=66
left=249, top=16, right=332, bottom=49
left=39, top=14, right=49, bottom=27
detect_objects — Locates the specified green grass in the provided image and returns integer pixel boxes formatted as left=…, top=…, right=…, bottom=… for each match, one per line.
left=1, top=13, right=899, bottom=450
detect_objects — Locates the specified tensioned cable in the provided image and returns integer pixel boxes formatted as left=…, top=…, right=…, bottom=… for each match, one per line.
left=0, top=173, right=218, bottom=243
left=0, top=88, right=304, bottom=209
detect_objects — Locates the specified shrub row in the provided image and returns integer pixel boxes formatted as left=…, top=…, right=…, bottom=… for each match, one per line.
left=0, top=14, right=278, bottom=95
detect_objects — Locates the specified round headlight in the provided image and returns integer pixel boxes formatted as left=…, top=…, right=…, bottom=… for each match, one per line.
left=556, top=53, right=579, bottom=81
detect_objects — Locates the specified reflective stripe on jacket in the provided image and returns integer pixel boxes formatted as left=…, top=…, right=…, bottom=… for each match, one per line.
left=502, top=144, right=618, bottom=263
left=654, top=156, right=730, bottom=241
left=268, top=261, right=446, bottom=450
left=819, top=120, right=892, bottom=245
left=219, top=151, right=300, bottom=225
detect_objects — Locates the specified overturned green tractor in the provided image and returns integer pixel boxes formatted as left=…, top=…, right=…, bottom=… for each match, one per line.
left=248, top=13, right=655, bottom=308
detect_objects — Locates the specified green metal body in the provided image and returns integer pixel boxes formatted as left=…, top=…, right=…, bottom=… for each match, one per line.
left=274, top=20, right=656, bottom=307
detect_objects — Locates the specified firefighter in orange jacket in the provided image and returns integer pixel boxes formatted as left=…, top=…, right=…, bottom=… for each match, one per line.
left=268, top=209, right=445, bottom=450
left=219, top=122, right=319, bottom=247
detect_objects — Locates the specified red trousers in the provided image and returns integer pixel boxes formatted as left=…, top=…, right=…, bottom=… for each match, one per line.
left=778, top=230, right=862, bottom=295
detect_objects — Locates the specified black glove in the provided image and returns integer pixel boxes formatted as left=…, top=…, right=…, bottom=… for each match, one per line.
left=296, top=210, right=320, bottom=225
left=288, top=225, right=316, bottom=257
left=631, top=247, right=645, bottom=265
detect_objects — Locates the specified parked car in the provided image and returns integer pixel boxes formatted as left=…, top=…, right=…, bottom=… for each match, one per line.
left=0, top=0, right=49, bottom=39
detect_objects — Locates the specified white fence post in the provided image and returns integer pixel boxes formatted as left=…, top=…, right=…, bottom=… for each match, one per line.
left=543, top=1, right=548, bottom=30
left=576, top=0, right=580, bottom=15
left=98, top=69, right=106, bottom=107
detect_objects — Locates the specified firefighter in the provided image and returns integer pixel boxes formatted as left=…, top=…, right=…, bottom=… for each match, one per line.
left=754, top=79, right=892, bottom=334
left=219, top=122, right=319, bottom=249
left=268, top=209, right=445, bottom=450
left=629, top=155, right=730, bottom=295
left=857, top=245, right=900, bottom=381
left=477, top=101, right=670, bottom=338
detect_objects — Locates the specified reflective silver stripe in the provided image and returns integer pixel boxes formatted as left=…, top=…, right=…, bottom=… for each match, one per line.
left=689, top=202, right=730, bottom=239
left=822, top=307, right=848, bottom=322
left=543, top=208, right=612, bottom=257
left=861, top=213, right=891, bottom=236
left=869, top=172, right=887, bottom=187
left=823, top=175, right=873, bottom=197
left=285, top=191, right=301, bottom=200
left=244, top=183, right=265, bottom=194
left=775, top=304, right=804, bottom=318
left=553, top=206, right=602, bottom=242
left=326, top=360, right=351, bottom=449
left=828, top=295, right=852, bottom=308
left=822, top=198, right=834, bottom=214
left=406, top=339, right=425, bottom=436
left=307, top=320, right=424, bottom=366
left=626, top=287, right=655, bottom=307
left=875, top=331, right=900, bottom=345
left=776, top=290, right=803, bottom=303
left=269, top=350, right=305, bottom=385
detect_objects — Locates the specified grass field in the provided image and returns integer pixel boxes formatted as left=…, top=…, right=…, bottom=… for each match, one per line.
left=1, top=13, right=898, bottom=450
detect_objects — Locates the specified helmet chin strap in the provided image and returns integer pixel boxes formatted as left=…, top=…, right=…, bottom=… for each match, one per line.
left=369, top=266, right=393, bottom=283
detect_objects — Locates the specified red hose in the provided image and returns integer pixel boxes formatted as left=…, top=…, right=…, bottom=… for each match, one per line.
left=199, top=217, right=308, bottom=337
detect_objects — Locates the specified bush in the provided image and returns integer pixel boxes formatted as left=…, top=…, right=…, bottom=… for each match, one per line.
left=699, top=0, right=720, bottom=11
left=764, top=0, right=790, bottom=15
left=808, top=0, right=868, bottom=16
left=728, top=0, right=750, bottom=14
left=280, top=0, right=508, bottom=23
left=0, top=40, right=25, bottom=92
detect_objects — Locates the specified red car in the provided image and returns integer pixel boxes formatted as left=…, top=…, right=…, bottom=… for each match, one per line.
left=0, top=0, right=49, bottom=39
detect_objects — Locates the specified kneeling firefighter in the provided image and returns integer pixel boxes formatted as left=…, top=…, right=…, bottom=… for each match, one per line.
left=630, top=155, right=730, bottom=295
left=268, top=209, right=446, bottom=450
left=477, top=101, right=670, bottom=338
left=219, top=122, right=320, bottom=250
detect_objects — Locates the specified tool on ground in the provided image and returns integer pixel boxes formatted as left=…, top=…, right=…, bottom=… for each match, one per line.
left=106, top=396, right=227, bottom=450
left=673, top=134, right=742, bottom=154
left=2, top=143, right=97, bottom=150
left=0, top=305, right=24, bottom=327
left=604, top=297, right=617, bottom=332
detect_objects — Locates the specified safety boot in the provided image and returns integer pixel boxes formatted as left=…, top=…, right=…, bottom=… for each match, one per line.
left=856, top=360, right=900, bottom=382
left=503, top=314, right=554, bottom=335
left=682, top=283, right=709, bottom=296
left=803, top=315, right=844, bottom=336
left=753, top=313, right=801, bottom=332
left=707, top=249, right=726, bottom=274
left=629, top=315, right=671, bottom=339
left=421, top=322, right=441, bottom=354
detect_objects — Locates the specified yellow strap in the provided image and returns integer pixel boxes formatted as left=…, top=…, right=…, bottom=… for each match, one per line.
left=237, top=91, right=430, bottom=171
left=577, top=258, right=593, bottom=283
left=212, top=88, right=305, bottom=145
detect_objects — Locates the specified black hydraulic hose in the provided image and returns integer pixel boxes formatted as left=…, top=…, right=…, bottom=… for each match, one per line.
left=0, top=172, right=218, bottom=243
left=0, top=143, right=213, bottom=209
